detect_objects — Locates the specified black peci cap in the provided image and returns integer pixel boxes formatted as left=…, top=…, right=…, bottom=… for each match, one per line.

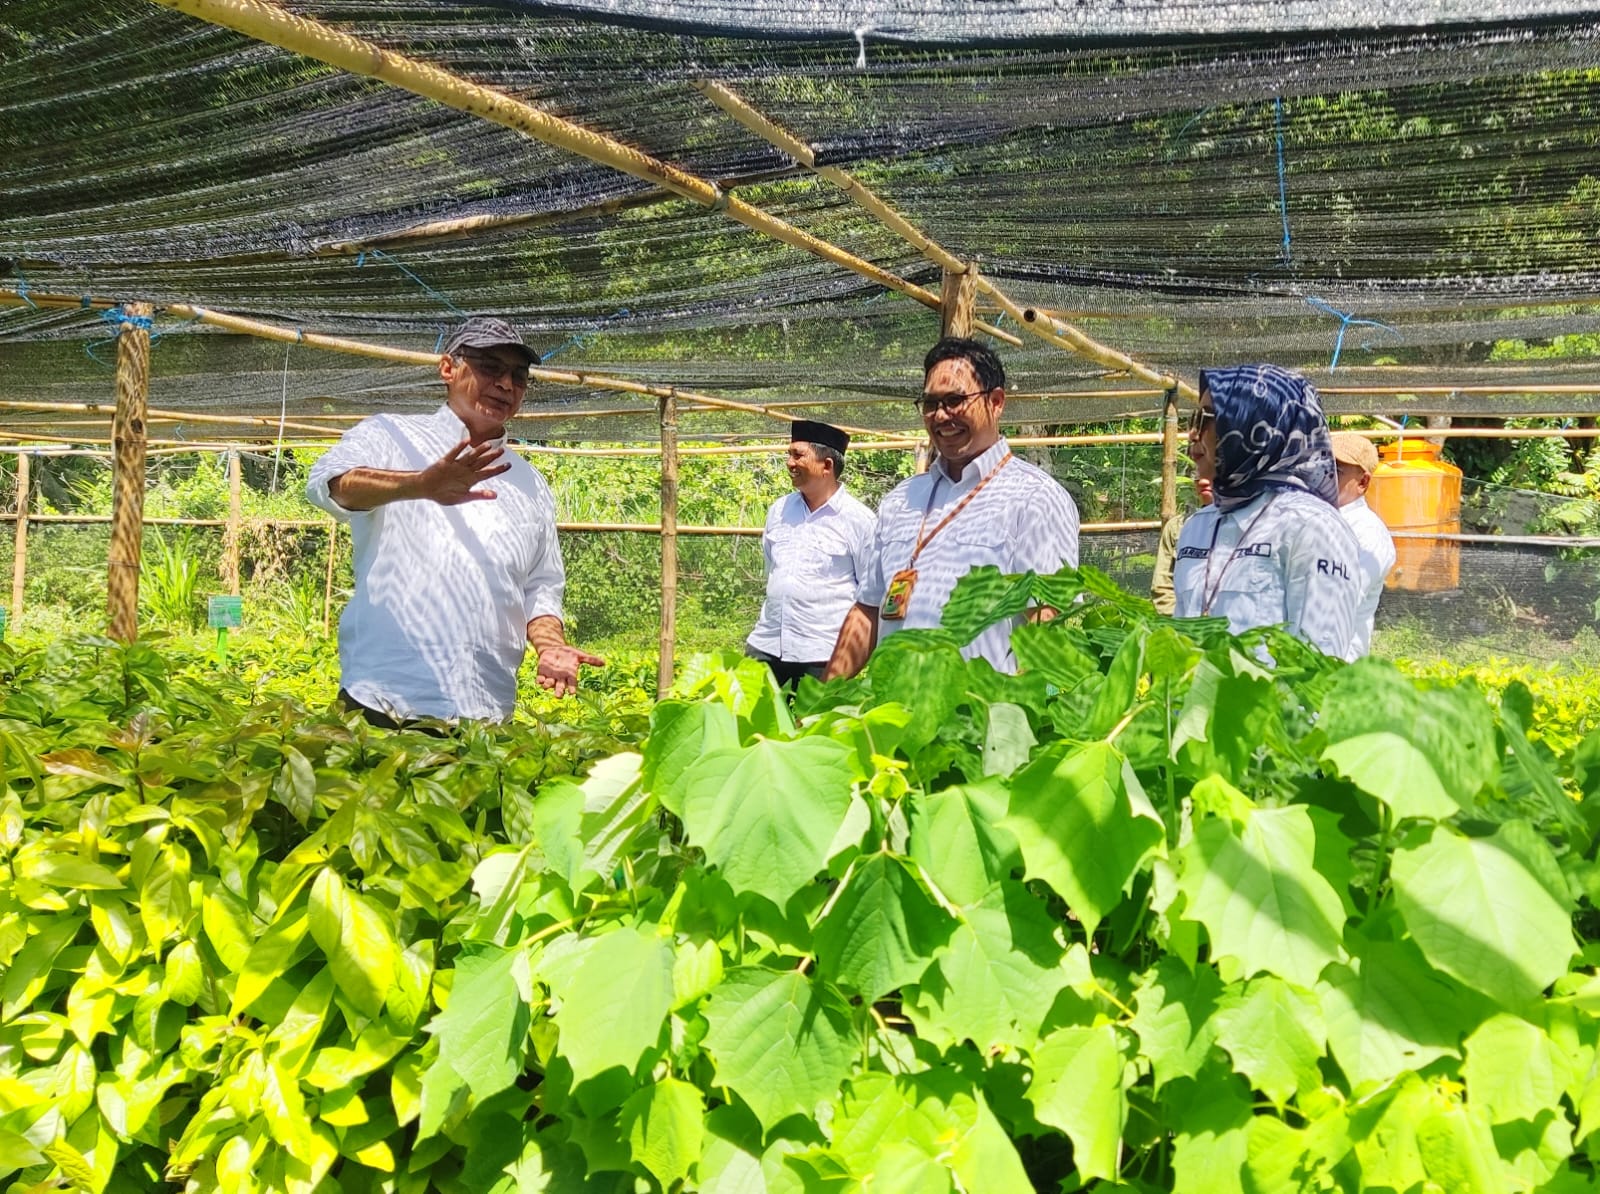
left=790, top=419, right=849, bottom=454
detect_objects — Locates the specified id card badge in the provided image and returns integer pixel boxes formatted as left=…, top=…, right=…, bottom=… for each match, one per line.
left=881, top=568, right=918, bottom=621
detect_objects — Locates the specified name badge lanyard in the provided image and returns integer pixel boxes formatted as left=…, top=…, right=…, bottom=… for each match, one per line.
left=1199, top=493, right=1278, bottom=616
left=882, top=452, right=1013, bottom=620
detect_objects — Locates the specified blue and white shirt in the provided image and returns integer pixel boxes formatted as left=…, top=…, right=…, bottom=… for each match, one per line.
left=306, top=405, right=565, bottom=721
left=1172, top=489, right=1361, bottom=660
left=747, top=487, right=877, bottom=663
left=1339, top=496, right=1396, bottom=659
left=858, top=438, right=1080, bottom=672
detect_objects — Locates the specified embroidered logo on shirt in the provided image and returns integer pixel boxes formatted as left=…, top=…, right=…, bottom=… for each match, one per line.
left=1178, top=542, right=1272, bottom=561
left=1316, top=559, right=1352, bottom=580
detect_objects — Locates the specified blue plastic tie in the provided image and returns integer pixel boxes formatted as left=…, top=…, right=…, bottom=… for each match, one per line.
left=356, top=248, right=466, bottom=317
left=1275, top=98, right=1292, bottom=267
left=1303, top=295, right=1401, bottom=370
left=15, top=272, right=37, bottom=309
left=82, top=305, right=164, bottom=366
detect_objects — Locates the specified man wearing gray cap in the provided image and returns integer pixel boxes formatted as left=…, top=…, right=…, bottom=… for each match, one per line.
left=307, top=316, right=603, bottom=724
left=1330, top=431, right=1396, bottom=659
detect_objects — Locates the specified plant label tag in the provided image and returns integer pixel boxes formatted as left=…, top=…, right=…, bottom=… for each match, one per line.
left=207, top=595, right=243, bottom=630
left=881, top=569, right=917, bottom=621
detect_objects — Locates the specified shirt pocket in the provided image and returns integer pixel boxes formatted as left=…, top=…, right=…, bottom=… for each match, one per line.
left=949, top=519, right=1010, bottom=565
left=1214, top=555, right=1283, bottom=603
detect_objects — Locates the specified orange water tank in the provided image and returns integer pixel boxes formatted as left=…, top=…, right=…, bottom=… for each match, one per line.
left=1365, top=438, right=1462, bottom=591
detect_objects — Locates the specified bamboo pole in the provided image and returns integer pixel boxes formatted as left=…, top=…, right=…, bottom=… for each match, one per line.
left=1160, top=387, right=1180, bottom=523
left=224, top=449, right=243, bottom=594
left=10, top=452, right=29, bottom=626
left=323, top=522, right=338, bottom=634
left=144, top=0, right=1019, bottom=349
left=940, top=266, right=979, bottom=339
left=658, top=392, right=680, bottom=701
left=692, top=80, right=1187, bottom=387
left=108, top=304, right=153, bottom=641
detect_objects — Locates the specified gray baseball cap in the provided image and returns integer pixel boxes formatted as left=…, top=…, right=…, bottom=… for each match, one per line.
left=441, top=316, right=539, bottom=364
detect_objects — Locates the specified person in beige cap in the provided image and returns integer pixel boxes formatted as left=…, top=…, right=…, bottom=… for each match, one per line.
left=1329, top=431, right=1396, bottom=658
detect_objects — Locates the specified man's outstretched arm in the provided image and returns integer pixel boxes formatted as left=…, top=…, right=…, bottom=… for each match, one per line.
left=823, top=602, right=879, bottom=681
left=527, top=615, right=606, bottom=698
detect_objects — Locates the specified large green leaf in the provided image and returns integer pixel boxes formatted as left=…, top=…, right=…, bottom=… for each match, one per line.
left=865, top=633, right=968, bottom=753
left=619, top=1077, right=704, bottom=1190
left=813, top=853, right=954, bottom=1003
left=983, top=702, right=1036, bottom=778
left=1010, top=621, right=1100, bottom=690
left=1317, top=939, right=1475, bottom=1091
left=641, top=700, right=738, bottom=817
left=544, top=925, right=674, bottom=1083
left=1212, top=976, right=1326, bottom=1109
left=1083, top=627, right=1145, bottom=738
left=1391, top=824, right=1574, bottom=1006
left=1169, top=1070, right=1253, bottom=1194
left=1026, top=1023, right=1128, bottom=1182
left=702, top=967, right=855, bottom=1130
left=1005, top=741, right=1164, bottom=935
left=427, top=944, right=530, bottom=1102
left=680, top=736, right=856, bottom=908
left=1173, top=805, right=1346, bottom=987
left=1320, top=659, right=1497, bottom=820
left=1242, top=1107, right=1352, bottom=1194
left=1415, top=1102, right=1502, bottom=1194
left=905, top=881, right=1070, bottom=1051
left=307, top=867, right=398, bottom=1020
left=938, top=565, right=1038, bottom=644
left=1462, top=1013, right=1572, bottom=1124
left=1130, top=957, right=1224, bottom=1091
left=907, top=778, right=1019, bottom=909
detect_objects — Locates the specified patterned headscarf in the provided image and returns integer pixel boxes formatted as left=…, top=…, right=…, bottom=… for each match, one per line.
left=1199, top=364, right=1338, bottom=513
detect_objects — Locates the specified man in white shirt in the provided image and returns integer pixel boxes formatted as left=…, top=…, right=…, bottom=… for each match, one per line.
left=1172, top=365, right=1361, bottom=659
left=306, top=316, right=603, bottom=724
left=825, top=338, right=1080, bottom=678
left=746, top=420, right=876, bottom=686
left=1330, top=431, right=1397, bottom=659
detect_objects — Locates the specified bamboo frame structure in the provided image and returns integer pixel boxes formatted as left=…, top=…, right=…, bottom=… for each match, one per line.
left=658, top=392, right=680, bottom=699
left=146, top=0, right=1020, bottom=350
left=691, top=80, right=1194, bottom=397
left=1160, top=388, right=1180, bottom=523
left=223, top=450, right=243, bottom=594
left=10, top=452, right=28, bottom=623
left=108, top=304, right=152, bottom=641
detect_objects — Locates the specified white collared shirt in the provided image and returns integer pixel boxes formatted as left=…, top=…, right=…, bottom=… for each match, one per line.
left=1339, top=496, right=1396, bottom=659
left=1172, top=489, right=1361, bottom=660
left=858, top=438, right=1080, bottom=672
left=747, top=486, right=877, bottom=663
left=305, top=405, right=565, bottom=721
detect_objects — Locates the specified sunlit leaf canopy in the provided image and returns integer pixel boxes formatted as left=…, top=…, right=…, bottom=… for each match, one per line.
left=3, top=0, right=1600, bottom=443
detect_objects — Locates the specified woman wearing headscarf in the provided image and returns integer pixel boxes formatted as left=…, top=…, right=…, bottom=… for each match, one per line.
left=1171, top=364, right=1362, bottom=659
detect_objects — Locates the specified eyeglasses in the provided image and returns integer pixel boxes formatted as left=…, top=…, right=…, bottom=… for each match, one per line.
left=916, top=388, right=991, bottom=417
left=1189, top=407, right=1217, bottom=433
left=459, top=351, right=531, bottom=387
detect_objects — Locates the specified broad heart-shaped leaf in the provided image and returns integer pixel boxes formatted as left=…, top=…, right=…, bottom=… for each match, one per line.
left=1026, top=1023, right=1128, bottom=1182
left=938, top=565, right=1038, bottom=644
left=1083, top=626, right=1145, bottom=739
left=1131, top=957, right=1225, bottom=1091
left=1005, top=741, right=1164, bottom=936
left=1172, top=805, right=1347, bottom=988
left=680, top=736, right=856, bottom=908
left=426, top=944, right=529, bottom=1102
left=1391, top=823, right=1574, bottom=1007
left=865, top=631, right=969, bottom=754
left=1320, top=658, right=1497, bottom=821
left=1462, top=1012, right=1572, bottom=1124
left=642, top=699, right=739, bottom=817
left=983, top=702, right=1036, bottom=778
left=1011, top=620, right=1100, bottom=690
left=543, top=925, right=674, bottom=1083
left=830, top=1070, right=1031, bottom=1192
left=619, top=1077, right=704, bottom=1190
left=1316, top=938, right=1477, bottom=1091
left=908, top=778, right=1020, bottom=908
left=1242, top=1106, right=1353, bottom=1194
left=814, top=853, right=955, bottom=1003
left=904, top=881, right=1071, bottom=1052
left=702, top=967, right=855, bottom=1130
left=1169, top=1069, right=1254, bottom=1194
left=1415, top=1101, right=1503, bottom=1194
left=1212, top=976, right=1326, bottom=1109
left=307, top=867, right=397, bottom=1020
left=576, top=752, right=655, bottom=884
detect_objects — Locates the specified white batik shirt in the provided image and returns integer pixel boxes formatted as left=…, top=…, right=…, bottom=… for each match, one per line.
left=1339, top=496, right=1396, bottom=659
left=747, top=487, right=877, bottom=663
left=306, top=405, right=565, bottom=721
left=1172, top=488, right=1361, bottom=660
left=858, top=438, right=1080, bottom=672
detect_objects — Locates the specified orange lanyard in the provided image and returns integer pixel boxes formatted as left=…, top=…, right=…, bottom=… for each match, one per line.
left=911, top=452, right=1014, bottom=567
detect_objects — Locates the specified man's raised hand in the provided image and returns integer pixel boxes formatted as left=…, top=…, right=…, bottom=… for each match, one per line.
left=420, top=439, right=512, bottom=505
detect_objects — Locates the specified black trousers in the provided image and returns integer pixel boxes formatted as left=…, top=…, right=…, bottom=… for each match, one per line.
left=337, top=689, right=445, bottom=736
left=745, top=647, right=826, bottom=688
